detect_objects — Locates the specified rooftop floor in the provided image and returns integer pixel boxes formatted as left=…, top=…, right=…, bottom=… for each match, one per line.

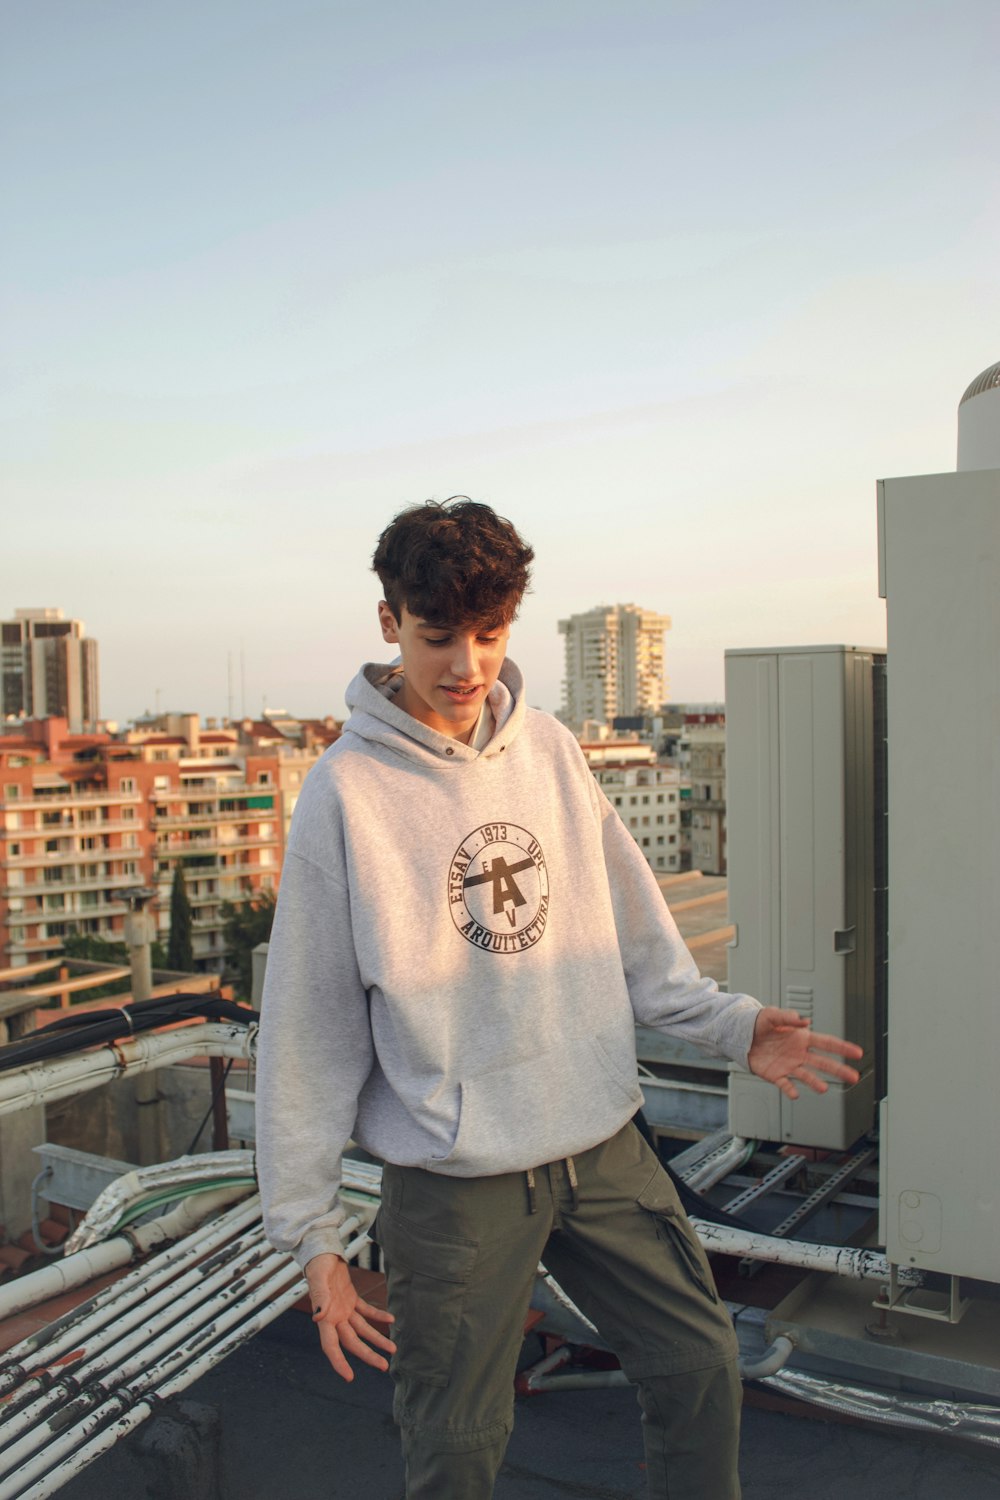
left=56, top=1307, right=1000, bottom=1499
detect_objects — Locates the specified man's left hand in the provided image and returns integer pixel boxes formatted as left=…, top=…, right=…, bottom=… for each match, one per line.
left=748, top=1007, right=864, bottom=1099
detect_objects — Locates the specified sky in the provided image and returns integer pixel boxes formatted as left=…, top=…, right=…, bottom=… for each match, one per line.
left=3, top=0, right=998, bottom=724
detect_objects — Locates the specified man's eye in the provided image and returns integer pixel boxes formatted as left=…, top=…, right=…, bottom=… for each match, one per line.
left=425, top=637, right=450, bottom=646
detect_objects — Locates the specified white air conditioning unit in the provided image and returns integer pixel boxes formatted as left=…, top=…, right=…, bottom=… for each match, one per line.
left=725, top=645, right=883, bottom=1150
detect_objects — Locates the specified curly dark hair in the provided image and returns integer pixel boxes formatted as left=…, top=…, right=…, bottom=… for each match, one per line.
left=372, top=497, right=534, bottom=627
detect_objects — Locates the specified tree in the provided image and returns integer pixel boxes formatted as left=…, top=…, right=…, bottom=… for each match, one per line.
left=167, top=864, right=195, bottom=972
left=221, top=891, right=276, bottom=1001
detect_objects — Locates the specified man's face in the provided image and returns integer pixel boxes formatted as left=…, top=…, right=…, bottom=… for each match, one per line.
left=377, top=602, right=510, bottom=741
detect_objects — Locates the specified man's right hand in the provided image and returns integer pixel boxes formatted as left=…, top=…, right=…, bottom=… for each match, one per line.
left=305, top=1252, right=397, bottom=1382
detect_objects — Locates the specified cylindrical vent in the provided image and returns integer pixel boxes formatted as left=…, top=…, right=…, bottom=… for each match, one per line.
left=957, top=361, right=1000, bottom=471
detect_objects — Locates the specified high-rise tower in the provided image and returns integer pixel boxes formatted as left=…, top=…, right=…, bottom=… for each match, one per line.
left=0, top=609, right=100, bottom=731
left=558, top=604, right=670, bottom=729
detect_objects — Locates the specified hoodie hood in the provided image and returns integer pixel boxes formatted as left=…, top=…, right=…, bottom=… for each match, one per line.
left=342, top=656, right=526, bottom=766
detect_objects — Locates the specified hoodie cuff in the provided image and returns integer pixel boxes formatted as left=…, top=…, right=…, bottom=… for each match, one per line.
left=725, top=997, right=764, bottom=1071
left=295, top=1225, right=351, bottom=1271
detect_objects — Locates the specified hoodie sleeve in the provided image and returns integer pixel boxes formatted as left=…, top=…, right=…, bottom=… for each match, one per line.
left=255, top=848, right=374, bottom=1268
left=593, top=782, right=762, bottom=1067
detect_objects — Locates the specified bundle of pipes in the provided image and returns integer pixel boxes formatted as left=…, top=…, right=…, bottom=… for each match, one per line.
left=0, top=1192, right=373, bottom=1500
left=0, top=1021, right=255, bottom=1119
left=0, top=994, right=257, bottom=1075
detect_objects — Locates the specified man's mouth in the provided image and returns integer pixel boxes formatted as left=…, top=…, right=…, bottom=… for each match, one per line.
left=441, top=685, right=480, bottom=701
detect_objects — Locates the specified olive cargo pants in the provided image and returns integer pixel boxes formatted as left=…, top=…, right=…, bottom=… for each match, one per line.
left=375, top=1122, right=742, bottom=1499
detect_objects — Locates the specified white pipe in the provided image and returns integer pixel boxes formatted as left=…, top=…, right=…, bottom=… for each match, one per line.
left=739, top=1336, right=796, bottom=1380
left=0, top=1023, right=256, bottom=1118
left=684, top=1135, right=753, bottom=1192
left=521, top=1336, right=796, bottom=1393
left=0, top=1196, right=265, bottom=1388
left=64, top=1149, right=257, bottom=1251
left=1, top=1228, right=369, bottom=1500
left=690, top=1220, right=923, bottom=1286
left=0, top=1233, right=309, bottom=1472
left=0, top=1256, right=304, bottom=1499
left=0, top=1222, right=282, bottom=1450
left=64, top=1150, right=382, bottom=1253
left=4, top=1266, right=311, bottom=1500
left=0, top=1186, right=252, bottom=1324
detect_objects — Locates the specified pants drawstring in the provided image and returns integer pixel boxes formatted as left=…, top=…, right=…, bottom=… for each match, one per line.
left=525, top=1167, right=537, bottom=1215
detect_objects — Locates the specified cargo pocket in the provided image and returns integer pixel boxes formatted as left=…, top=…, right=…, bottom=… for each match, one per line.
left=637, top=1183, right=719, bottom=1304
left=374, top=1204, right=478, bottom=1388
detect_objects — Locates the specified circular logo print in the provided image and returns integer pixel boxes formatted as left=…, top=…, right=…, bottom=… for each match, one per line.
left=449, top=822, right=549, bottom=954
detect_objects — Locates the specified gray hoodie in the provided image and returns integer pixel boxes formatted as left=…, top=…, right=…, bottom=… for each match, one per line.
left=255, top=660, right=761, bottom=1268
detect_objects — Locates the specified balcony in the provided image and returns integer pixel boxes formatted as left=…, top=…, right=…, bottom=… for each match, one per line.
left=1, top=871, right=136, bottom=899
left=151, top=803, right=275, bottom=830
left=0, top=789, right=142, bottom=813
left=156, top=835, right=277, bottom=857
left=6, top=897, right=131, bottom=926
left=4, top=846, right=140, bottom=871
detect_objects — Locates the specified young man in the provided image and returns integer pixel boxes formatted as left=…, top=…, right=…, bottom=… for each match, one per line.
left=256, top=498, right=862, bottom=1500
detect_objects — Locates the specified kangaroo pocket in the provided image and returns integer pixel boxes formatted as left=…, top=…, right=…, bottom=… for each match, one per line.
left=426, top=1026, right=644, bottom=1173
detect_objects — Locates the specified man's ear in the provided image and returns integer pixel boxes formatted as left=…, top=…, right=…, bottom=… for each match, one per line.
left=377, top=600, right=400, bottom=644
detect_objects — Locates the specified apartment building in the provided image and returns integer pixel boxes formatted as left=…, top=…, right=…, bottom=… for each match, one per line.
left=558, top=604, right=671, bottom=730
left=688, top=720, right=727, bottom=875
left=588, top=758, right=682, bottom=874
left=1, top=609, right=99, bottom=732
left=0, top=713, right=337, bottom=973
left=0, top=720, right=154, bottom=967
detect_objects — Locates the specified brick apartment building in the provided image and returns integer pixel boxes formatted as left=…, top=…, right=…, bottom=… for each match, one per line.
left=0, top=713, right=338, bottom=974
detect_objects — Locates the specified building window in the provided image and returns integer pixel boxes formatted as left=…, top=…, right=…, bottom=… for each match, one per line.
left=121, top=806, right=136, bottom=821
left=257, top=771, right=272, bottom=786
left=119, top=777, right=136, bottom=794
left=4, top=784, right=20, bottom=800
left=122, top=833, right=139, bottom=849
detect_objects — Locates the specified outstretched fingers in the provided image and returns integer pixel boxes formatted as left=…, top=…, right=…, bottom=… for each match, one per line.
left=807, top=1033, right=864, bottom=1081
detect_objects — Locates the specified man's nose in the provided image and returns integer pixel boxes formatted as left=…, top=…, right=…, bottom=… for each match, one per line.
left=451, top=636, right=478, bottom=679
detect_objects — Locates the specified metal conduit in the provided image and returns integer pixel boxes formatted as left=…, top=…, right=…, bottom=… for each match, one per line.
left=0, top=1023, right=256, bottom=1119
left=2, top=1220, right=280, bottom=1438
left=690, top=1220, right=923, bottom=1287
left=0, top=1193, right=372, bottom=1500
left=0, top=1194, right=262, bottom=1362
left=64, top=1150, right=259, bottom=1252
left=0, top=1186, right=253, bottom=1325
left=0, top=1201, right=267, bottom=1411
left=763, top=1369, right=1000, bottom=1451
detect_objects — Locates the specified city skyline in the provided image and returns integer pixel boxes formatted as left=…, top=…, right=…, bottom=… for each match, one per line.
left=5, top=2, right=997, bottom=722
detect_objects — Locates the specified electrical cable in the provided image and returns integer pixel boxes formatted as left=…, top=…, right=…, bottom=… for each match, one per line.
left=185, top=1059, right=234, bottom=1155
left=0, top=994, right=257, bottom=1074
